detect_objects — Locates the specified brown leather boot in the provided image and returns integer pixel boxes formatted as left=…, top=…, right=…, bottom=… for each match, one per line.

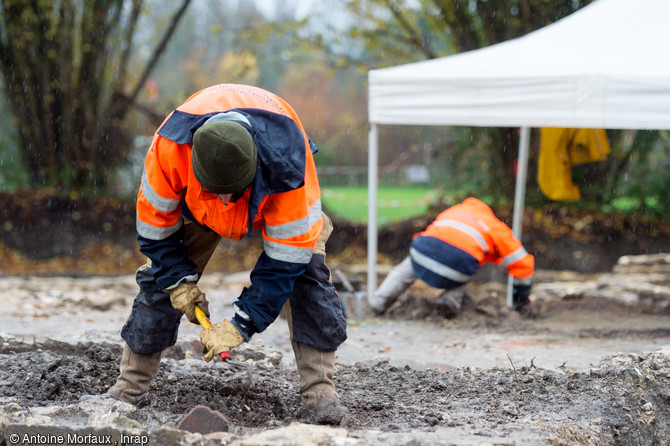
left=106, top=343, right=161, bottom=405
left=292, top=340, right=348, bottom=425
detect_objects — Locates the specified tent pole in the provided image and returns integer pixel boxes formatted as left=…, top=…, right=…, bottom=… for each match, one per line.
left=507, top=126, right=531, bottom=308
left=367, top=124, right=379, bottom=304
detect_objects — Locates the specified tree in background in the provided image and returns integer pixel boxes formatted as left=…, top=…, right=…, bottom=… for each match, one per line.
left=3, top=0, right=667, bottom=216
left=300, top=0, right=596, bottom=199
left=0, top=0, right=191, bottom=192
left=143, top=0, right=370, bottom=169
left=277, top=61, right=368, bottom=168
left=148, top=0, right=267, bottom=104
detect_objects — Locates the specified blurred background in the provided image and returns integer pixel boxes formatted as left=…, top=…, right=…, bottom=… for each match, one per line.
left=2, top=0, right=669, bottom=276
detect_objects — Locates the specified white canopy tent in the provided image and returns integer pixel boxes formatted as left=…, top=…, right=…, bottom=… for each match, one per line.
left=366, top=0, right=670, bottom=306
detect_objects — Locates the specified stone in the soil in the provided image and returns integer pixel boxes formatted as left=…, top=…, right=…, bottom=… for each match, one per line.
left=177, top=404, right=229, bottom=434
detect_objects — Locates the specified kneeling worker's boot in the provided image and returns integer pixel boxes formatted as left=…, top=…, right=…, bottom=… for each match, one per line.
left=293, top=341, right=348, bottom=425
left=106, top=343, right=161, bottom=405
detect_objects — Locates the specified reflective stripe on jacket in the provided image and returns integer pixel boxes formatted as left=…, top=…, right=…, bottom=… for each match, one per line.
left=413, top=197, right=534, bottom=282
left=135, top=84, right=323, bottom=332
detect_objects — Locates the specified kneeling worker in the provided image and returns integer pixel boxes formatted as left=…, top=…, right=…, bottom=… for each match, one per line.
left=368, top=197, right=534, bottom=316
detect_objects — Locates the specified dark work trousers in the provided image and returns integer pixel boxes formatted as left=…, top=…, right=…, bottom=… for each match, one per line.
left=121, top=214, right=347, bottom=355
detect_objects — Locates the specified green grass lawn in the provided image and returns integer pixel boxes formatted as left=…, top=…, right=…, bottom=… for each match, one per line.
left=321, top=185, right=440, bottom=226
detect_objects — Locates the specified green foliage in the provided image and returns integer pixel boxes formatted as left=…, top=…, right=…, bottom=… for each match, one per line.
left=0, top=86, right=26, bottom=191
left=0, top=126, right=27, bottom=192
left=607, top=131, right=670, bottom=218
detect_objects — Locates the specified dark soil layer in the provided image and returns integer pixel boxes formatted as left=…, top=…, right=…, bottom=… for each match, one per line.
left=1, top=338, right=668, bottom=445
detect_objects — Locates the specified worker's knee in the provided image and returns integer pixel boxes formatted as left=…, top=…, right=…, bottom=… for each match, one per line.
left=121, top=266, right=182, bottom=355
left=121, top=293, right=181, bottom=355
left=290, top=254, right=347, bottom=350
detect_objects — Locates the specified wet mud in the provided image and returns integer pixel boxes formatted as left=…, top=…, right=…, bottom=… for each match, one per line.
left=1, top=255, right=670, bottom=445
left=1, top=335, right=669, bottom=445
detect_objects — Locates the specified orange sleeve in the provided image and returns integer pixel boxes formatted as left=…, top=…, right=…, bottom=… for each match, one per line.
left=487, top=219, right=534, bottom=280
left=136, top=135, right=188, bottom=239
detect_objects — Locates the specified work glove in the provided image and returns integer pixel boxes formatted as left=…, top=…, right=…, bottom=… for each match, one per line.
left=169, top=282, right=209, bottom=324
left=512, top=283, right=532, bottom=311
left=200, top=319, right=246, bottom=362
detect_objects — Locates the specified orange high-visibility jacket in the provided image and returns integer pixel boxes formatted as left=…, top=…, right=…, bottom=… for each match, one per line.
left=136, top=84, right=323, bottom=332
left=411, top=198, right=534, bottom=286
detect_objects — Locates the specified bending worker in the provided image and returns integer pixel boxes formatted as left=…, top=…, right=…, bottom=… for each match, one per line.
left=368, top=197, right=534, bottom=316
left=106, top=83, right=348, bottom=424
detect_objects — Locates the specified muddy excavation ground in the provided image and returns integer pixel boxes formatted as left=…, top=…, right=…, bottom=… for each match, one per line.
left=0, top=196, right=670, bottom=445
left=1, top=254, right=670, bottom=445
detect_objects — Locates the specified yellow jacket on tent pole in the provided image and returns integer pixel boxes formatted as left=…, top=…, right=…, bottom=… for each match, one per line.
left=538, top=128, right=610, bottom=201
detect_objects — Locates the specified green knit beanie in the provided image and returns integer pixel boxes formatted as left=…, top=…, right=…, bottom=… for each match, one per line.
left=192, top=121, right=257, bottom=194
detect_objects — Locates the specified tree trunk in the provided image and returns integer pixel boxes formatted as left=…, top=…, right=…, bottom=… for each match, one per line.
left=0, top=0, right=191, bottom=192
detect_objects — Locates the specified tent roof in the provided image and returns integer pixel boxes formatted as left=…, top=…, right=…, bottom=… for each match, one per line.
left=368, top=0, right=670, bottom=130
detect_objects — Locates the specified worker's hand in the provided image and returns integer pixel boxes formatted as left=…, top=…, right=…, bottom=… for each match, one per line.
left=169, top=282, right=209, bottom=324
left=512, top=284, right=532, bottom=311
left=200, top=319, right=246, bottom=362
